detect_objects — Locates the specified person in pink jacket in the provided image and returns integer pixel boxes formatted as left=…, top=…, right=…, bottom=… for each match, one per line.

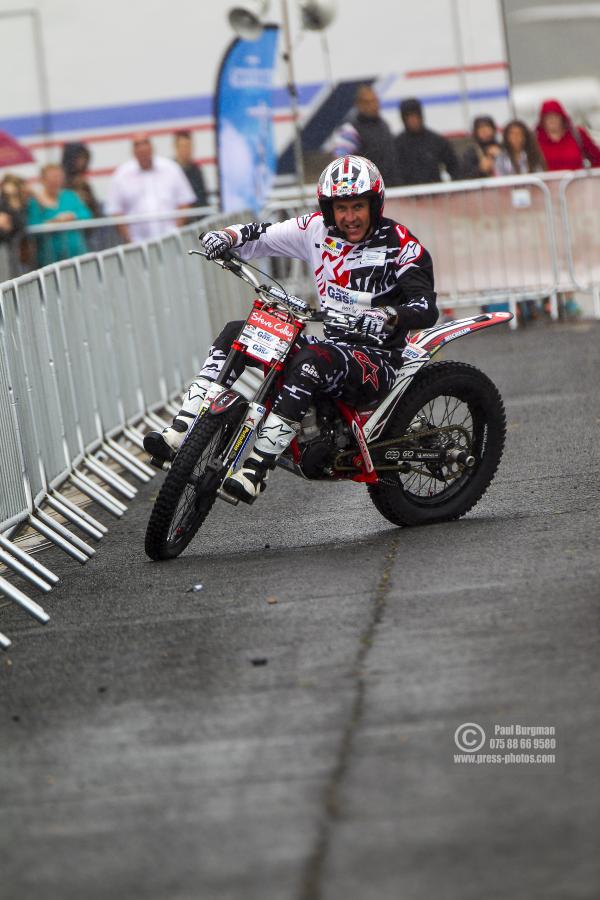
left=535, top=99, right=600, bottom=171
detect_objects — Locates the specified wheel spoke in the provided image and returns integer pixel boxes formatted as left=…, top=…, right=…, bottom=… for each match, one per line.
left=399, top=392, right=475, bottom=499
left=156, top=418, right=233, bottom=555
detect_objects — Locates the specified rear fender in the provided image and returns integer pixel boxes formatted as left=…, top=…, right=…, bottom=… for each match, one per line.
left=409, top=312, right=513, bottom=358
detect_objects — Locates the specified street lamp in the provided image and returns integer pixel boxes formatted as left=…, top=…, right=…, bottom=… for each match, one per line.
left=228, top=1, right=337, bottom=196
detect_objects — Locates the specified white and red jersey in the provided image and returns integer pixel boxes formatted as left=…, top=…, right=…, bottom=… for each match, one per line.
left=228, top=212, right=438, bottom=347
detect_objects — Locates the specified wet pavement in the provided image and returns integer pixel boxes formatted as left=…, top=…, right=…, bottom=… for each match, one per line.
left=1, top=320, right=599, bottom=900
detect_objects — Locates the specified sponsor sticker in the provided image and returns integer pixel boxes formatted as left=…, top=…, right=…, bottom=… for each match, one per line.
left=360, top=249, right=386, bottom=266
left=246, top=309, right=297, bottom=342
left=325, top=282, right=372, bottom=315
left=402, top=343, right=428, bottom=361
left=240, top=309, right=298, bottom=363
left=322, top=236, right=345, bottom=257
left=445, top=327, right=472, bottom=340
left=247, top=341, right=277, bottom=362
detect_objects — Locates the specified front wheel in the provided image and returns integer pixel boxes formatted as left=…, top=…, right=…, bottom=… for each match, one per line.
left=145, top=409, right=240, bottom=560
left=368, top=361, right=506, bottom=526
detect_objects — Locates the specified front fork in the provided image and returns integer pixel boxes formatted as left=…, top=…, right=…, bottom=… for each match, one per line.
left=196, top=348, right=282, bottom=486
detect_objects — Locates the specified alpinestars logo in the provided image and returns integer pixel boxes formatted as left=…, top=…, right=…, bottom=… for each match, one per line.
left=186, top=380, right=208, bottom=402
left=257, top=421, right=294, bottom=449
left=352, top=351, right=380, bottom=389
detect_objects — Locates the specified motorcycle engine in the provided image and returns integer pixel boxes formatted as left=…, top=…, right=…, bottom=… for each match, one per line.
left=297, top=405, right=349, bottom=478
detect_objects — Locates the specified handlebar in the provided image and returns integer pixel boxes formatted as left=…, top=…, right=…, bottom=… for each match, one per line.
left=189, top=247, right=313, bottom=319
left=189, top=247, right=384, bottom=344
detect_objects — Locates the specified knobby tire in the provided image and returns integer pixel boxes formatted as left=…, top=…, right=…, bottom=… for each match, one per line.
left=144, top=411, right=237, bottom=560
left=368, top=361, right=506, bottom=526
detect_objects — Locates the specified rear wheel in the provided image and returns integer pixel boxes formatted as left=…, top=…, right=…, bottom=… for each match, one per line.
left=145, top=410, right=240, bottom=560
left=368, top=361, right=506, bottom=526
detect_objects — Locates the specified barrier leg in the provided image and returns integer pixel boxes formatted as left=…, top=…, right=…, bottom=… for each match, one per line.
left=123, top=426, right=146, bottom=450
left=508, top=296, right=518, bottom=330
left=145, top=412, right=171, bottom=431
left=71, top=472, right=127, bottom=517
left=0, top=548, right=53, bottom=593
left=549, top=290, right=560, bottom=321
left=0, top=533, right=60, bottom=585
left=0, top=574, right=50, bottom=624
left=35, top=509, right=96, bottom=557
left=28, top=515, right=88, bottom=564
left=51, top=490, right=108, bottom=534
left=84, top=456, right=137, bottom=500
left=46, top=494, right=105, bottom=542
left=0, top=632, right=11, bottom=651
left=103, top=438, right=155, bottom=481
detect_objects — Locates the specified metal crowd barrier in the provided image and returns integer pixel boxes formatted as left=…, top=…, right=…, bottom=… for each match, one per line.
left=0, top=213, right=251, bottom=650
left=559, top=169, right=600, bottom=318
left=265, top=169, right=600, bottom=327
left=3, top=172, right=600, bottom=647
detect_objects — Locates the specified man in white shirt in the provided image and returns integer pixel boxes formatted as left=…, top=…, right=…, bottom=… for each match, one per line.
left=106, top=133, right=196, bottom=243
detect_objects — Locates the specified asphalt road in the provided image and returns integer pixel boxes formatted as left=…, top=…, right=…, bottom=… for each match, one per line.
left=1, top=319, right=599, bottom=900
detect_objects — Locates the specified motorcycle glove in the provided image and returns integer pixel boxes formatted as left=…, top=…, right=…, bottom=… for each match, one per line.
left=201, top=230, right=234, bottom=260
left=353, top=308, right=392, bottom=339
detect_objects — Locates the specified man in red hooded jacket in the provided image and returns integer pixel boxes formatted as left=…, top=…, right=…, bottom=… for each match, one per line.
left=536, top=99, right=600, bottom=171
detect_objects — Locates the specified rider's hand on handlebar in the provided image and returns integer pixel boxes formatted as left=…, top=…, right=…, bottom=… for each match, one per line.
left=201, top=230, right=235, bottom=260
left=353, top=308, right=390, bottom=340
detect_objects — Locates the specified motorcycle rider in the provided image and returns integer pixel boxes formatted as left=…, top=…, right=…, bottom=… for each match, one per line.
left=143, top=155, right=438, bottom=504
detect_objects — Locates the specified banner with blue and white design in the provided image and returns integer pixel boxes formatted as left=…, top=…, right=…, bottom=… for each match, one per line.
left=215, top=26, right=279, bottom=214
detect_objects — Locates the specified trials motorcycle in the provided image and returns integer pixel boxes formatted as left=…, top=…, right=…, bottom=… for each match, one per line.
left=144, top=250, right=511, bottom=561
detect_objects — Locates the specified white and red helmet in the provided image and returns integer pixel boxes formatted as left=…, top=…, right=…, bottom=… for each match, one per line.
left=317, top=155, right=385, bottom=229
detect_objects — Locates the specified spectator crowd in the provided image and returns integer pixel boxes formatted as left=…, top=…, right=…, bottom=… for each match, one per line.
left=1, top=91, right=600, bottom=278
left=0, top=131, right=208, bottom=277
left=331, top=86, right=600, bottom=186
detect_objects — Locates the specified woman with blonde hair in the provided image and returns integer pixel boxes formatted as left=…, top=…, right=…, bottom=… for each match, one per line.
left=27, top=163, right=91, bottom=266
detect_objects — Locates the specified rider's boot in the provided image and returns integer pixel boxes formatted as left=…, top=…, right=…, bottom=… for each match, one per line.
left=143, top=376, right=213, bottom=461
left=223, top=411, right=298, bottom=504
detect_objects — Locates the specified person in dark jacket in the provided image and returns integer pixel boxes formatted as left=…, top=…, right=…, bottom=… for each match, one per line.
left=535, top=99, right=600, bottom=171
left=61, top=142, right=103, bottom=218
left=461, top=115, right=502, bottom=179
left=329, top=85, right=399, bottom=186
left=394, top=98, right=460, bottom=186
left=174, top=130, right=208, bottom=207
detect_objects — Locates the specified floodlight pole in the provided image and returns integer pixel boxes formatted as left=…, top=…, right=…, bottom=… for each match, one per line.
left=280, top=0, right=307, bottom=198
left=450, top=0, right=470, bottom=134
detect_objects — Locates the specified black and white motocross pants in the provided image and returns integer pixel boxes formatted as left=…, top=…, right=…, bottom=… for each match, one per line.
left=197, top=320, right=404, bottom=423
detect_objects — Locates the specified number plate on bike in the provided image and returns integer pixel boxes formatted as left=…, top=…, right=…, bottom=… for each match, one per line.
left=239, top=307, right=299, bottom=363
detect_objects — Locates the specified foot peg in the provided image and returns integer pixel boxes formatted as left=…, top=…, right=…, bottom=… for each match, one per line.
left=149, top=456, right=172, bottom=472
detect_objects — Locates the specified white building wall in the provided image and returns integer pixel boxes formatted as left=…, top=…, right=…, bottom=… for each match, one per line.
left=0, top=0, right=511, bottom=198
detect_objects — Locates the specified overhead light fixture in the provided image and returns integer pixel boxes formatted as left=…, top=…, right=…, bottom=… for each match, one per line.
left=299, top=0, right=337, bottom=31
left=228, top=0, right=270, bottom=41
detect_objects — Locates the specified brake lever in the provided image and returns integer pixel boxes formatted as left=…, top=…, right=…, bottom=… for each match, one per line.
left=188, top=247, right=241, bottom=267
left=195, top=232, right=241, bottom=265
